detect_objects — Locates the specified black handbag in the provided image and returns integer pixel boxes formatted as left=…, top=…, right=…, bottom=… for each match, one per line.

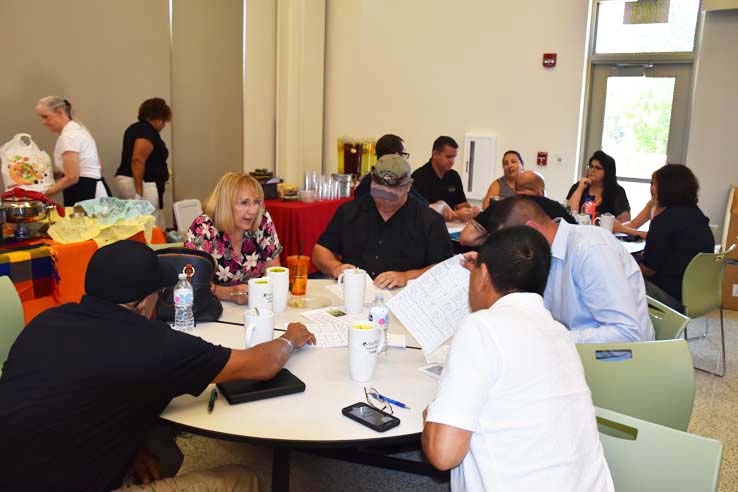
left=155, top=247, right=223, bottom=322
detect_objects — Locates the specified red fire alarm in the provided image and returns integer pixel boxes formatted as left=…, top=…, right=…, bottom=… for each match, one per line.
left=543, top=53, right=557, bottom=68
left=537, top=152, right=548, bottom=166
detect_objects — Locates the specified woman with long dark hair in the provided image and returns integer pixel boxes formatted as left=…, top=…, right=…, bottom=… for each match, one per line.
left=640, top=164, right=714, bottom=312
left=566, top=150, right=630, bottom=222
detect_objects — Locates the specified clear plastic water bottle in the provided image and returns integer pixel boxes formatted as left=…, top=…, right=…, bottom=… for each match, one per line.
left=173, top=273, right=195, bottom=332
left=369, top=294, right=390, bottom=355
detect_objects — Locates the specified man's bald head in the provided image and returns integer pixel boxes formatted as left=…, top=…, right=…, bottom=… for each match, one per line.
left=485, top=197, right=553, bottom=233
left=515, top=171, right=545, bottom=197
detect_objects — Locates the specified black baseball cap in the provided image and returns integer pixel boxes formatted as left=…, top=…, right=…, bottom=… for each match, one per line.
left=85, top=240, right=179, bottom=303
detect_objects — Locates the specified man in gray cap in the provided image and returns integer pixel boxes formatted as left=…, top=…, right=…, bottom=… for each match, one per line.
left=0, top=240, right=315, bottom=492
left=313, top=154, right=454, bottom=289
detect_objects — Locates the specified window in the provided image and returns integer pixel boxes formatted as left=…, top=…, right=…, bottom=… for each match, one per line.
left=582, top=0, right=700, bottom=217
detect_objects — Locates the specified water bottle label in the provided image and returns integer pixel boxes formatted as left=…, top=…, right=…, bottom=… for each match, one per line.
left=174, top=289, right=194, bottom=304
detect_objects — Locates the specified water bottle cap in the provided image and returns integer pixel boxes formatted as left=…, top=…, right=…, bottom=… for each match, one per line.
left=178, top=273, right=187, bottom=280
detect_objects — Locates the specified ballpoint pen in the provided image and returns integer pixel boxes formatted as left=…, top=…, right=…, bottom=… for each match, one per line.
left=376, top=392, right=411, bottom=410
left=208, top=388, right=218, bottom=413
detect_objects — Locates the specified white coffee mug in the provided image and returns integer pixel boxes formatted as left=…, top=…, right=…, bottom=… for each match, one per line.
left=248, top=277, right=273, bottom=311
left=337, top=269, right=366, bottom=315
left=266, top=266, right=289, bottom=313
left=348, top=321, right=381, bottom=382
left=574, top=213, right=592, bottom=226
left=244, top=308, right=275, bottom=348
left=595, top=213, right=615, bottom=232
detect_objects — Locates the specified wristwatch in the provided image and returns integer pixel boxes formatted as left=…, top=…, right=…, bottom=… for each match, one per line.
left=278, top=337, right=294, bottom=354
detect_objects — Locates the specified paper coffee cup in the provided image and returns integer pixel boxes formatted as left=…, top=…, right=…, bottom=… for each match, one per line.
left=348, top=321, right=380, bottom=382
left=266, top=266, right=289, bottom=313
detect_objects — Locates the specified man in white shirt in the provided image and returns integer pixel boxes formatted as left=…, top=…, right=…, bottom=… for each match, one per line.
left=481, top=197, right=653, bottom=344
left=423, top=226, right=613, bottom=492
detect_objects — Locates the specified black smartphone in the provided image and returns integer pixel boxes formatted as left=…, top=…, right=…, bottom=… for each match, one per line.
left=342, top=402, right=401, bottom=432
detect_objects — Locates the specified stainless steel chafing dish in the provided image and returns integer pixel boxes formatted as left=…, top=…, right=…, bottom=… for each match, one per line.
left=1, top=197, right=54, bottom=223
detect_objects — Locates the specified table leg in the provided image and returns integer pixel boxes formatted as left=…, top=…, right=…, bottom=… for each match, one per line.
left=272, top=447, right=290, bottom=492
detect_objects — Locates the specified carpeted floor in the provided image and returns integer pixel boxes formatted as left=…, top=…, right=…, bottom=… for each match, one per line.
left=175, top=309, right=738, bottom=492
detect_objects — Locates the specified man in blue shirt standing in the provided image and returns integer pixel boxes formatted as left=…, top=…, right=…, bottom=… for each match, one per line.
left=484, top=197, right=653, bottom=343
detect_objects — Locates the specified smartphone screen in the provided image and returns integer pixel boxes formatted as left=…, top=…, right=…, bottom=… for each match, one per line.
left=348, top=405, right=395, bottom=426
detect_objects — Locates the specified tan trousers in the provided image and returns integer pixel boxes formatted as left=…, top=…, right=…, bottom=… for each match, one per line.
left=119, top=465, right=258, bottom=492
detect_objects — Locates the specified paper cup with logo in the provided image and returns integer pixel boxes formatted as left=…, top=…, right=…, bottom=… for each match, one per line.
left=266, top=266, right=289, bottom=313
left=244, top=308, right=275, bottom=348
left=248, top=277, right=273, bottom=311
left=337, top=269, right=366, bottom=314
left=348, top=321, right=380, bottom=382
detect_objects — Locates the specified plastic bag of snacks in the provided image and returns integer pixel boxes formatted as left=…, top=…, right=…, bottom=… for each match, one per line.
left=0, top=133, right=54, bottom=193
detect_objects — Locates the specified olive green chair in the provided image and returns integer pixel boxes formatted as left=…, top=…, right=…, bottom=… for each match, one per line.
left=597, top=407, right=722, bottom=492
left=0, top=276, right=25, bottom=376
left=647, top=295, right=690, bottom=340
left=682, top=244, right=736, bottom=377
left=148, top=242, right=185, bottom=251
left=577, top=340, right=694, bottom=431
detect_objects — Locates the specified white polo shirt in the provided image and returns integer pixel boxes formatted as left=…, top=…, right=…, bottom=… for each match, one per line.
left=54, top=121, right=103, bottom=179
left=426, top=293, right=614, bottom=492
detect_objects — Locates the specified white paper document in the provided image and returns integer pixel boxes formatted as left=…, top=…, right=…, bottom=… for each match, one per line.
left=387, top=255, right=470, bottom=355
left=301, top=306, right=370, bottom=327
left=324, top=277, right=393, bottom=304
left=298, top=322, right=349, bottom=348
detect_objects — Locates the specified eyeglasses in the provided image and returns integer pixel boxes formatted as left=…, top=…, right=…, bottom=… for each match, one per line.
left=587, top=163, right=604, bottom=171
left=364, top=386, right=394, bottom=415
left=238, top=199, right=263, bottom=209
left=400, top=152, right=410, bottom=160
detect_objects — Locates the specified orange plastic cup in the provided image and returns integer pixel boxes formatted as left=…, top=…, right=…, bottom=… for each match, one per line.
left=287, top=255, right=310, bottom=296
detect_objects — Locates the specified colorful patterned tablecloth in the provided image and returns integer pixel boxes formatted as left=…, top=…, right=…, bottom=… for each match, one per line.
left=0, top=243, right=56, bottom=301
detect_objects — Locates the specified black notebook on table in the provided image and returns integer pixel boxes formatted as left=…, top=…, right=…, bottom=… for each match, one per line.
left=216, top=369, right=306, bottom=405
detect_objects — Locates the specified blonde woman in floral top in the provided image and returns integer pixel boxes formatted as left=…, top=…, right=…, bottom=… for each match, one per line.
left=185, top=172, right=282, bottom=305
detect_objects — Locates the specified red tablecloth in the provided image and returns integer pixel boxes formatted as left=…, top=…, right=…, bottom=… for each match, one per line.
left=265, top=198, right=351, bottom=273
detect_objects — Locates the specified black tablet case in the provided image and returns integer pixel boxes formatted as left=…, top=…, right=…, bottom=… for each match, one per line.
left=216, top=369, right=306, bottom=405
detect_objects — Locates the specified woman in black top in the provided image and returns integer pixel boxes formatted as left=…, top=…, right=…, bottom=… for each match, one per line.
left=641, top=164, right=714, bottom=312
left=114, top=98, right=171, bottom=226
left=566, top=150, right=630, bottom=222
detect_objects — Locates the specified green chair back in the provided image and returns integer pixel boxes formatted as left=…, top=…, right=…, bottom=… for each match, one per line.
left=0, top=276, right=25, bottom=376
left=148, top=242, right=185, bottom=251
left=682, top=244, right=735, bottom=319
left=577, top=340, right=694, bottom=431
left=597, top=407, right=722, bottom=492
left=647, top=295, right=690, bottom=340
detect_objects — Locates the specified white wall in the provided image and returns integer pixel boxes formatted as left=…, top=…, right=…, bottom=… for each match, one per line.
left=323, top=0, right=589, bottom=201
left=686, top=10, right=738, bottom=226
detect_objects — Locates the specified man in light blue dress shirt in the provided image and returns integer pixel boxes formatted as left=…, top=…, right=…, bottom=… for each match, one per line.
left=486, top=197, right=653, bottom=343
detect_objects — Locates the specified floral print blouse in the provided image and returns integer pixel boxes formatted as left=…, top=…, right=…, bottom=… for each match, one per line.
left=185, top=212, right=282, bottom=285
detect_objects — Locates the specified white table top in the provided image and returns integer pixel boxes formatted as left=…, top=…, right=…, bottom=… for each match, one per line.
left=160, top=281, right=437, bottom=446
left=616, top=237, right=646, bottom=255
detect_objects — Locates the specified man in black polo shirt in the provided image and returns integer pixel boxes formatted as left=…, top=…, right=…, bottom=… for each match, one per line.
left=460, top=170, right=576, bottom=247
left=313, top=154, right=453, bottom=289
left=411, top=136, right=480, bottom=222
left=0, top=240, right=315, bottom=492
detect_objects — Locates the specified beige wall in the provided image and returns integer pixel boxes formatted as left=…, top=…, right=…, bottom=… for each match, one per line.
left=686, top=10, right=738, bottom=227
left=323, top=0, right=589, bottom=201
left=171, top=0, right=244, bottom=204
left=244, top=0, right=278, bottom=172
left=0, top=0, right=172, bottom=220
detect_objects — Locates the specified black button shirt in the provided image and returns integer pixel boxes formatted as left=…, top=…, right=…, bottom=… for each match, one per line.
left=642, top=206, right=714, bottom=301
left=116, top=120, right=170, bottom=183
left=411, top=161, right=467, bottom=209
left=0, top=296, right=230, bottom=492
left=317, top=195, right=454, bottom=278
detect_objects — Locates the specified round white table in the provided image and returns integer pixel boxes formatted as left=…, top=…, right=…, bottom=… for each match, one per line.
left=160, top=280, right=439, bottom=491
